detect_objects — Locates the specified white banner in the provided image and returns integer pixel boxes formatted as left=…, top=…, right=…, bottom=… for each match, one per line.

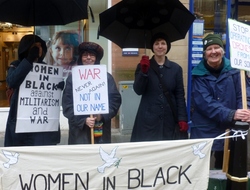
left=16, top=63, right=63, bottom=133
left=228, top=19, right=250, bottom=71
left=72, top=65, right=109, bottom=115
left=0, top=138, right=214, bottom=190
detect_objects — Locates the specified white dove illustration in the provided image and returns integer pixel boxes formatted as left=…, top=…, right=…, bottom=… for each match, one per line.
left=2, top=150, right=19, bottom=168
left=97, top=146, right=119, bottom=173
left=192, top=141, right=207, bottom=159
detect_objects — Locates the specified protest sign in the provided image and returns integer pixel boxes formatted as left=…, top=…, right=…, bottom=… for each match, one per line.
left=16, top=63, right=63, bottom=133
left=228, top=19, right=250, bottom=71
left=228, top=19, right=250, bottom=108
left=72, top=65, right=109, bottom=115
left=0, top=138, right=214, bottom=190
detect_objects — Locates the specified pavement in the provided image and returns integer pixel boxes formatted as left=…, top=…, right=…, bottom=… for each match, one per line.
left=58, top=128, right=132, bottom=145
left=0, top=128, right=132, bottom=147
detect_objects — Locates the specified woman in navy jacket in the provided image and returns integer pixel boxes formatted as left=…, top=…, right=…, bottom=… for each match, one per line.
left=190, top=34, right=250, bottom=169
left=131, top=33, right=188, bottom=142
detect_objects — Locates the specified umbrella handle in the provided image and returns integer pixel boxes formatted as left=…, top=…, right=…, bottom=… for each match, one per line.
left=90, top=114, right=94, bottom=144
left=144, top=31, right=147, bottom=54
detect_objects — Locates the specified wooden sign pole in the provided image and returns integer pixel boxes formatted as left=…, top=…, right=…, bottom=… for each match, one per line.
left=240, top=70, right=247, bottom=109
left=90, top=114, right=94, bottom=144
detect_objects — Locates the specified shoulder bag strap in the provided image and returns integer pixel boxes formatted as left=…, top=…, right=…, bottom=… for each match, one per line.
left=151, top=63, right=178, bottom=123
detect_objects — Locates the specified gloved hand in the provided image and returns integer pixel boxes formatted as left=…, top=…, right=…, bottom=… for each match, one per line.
left=94, top=114, right=102, bottom=122
left=27, top=46, right=40, bottom=64
left=140, top=55, right=150, bottom=73
left=56, top=81, right=65, bottom=90
left=178, top=121, right=189, bottom=132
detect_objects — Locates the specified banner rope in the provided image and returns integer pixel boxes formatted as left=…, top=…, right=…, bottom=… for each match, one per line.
left=214, top=129, right=249, bottom=140
left=214, top=129, right=249, bottom=182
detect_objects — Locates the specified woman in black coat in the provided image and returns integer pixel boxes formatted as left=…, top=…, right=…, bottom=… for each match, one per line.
left=5, top=34, right=61, bottom=146
left=62, top=42, right=121, bottom=144
left=131, top=33, right=188, bottom=142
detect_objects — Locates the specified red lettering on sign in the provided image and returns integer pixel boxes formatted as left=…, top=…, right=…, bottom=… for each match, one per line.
left=78, top=68, right=101, bottom=80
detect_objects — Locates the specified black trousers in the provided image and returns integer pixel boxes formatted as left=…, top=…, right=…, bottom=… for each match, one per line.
left=211, top=151, right=224, bottom=169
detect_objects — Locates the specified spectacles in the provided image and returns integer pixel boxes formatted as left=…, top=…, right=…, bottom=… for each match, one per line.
left=82, top=52, right=96, bottom=58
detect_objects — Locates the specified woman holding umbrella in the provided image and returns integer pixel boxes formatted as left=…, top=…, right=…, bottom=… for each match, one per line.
left=131, top=32, right=188, bottom=142
left=62, top=42, right=121, bottom=144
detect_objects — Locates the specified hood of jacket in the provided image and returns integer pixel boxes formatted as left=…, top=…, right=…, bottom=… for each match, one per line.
left=18, top=34, right=47, bottom=61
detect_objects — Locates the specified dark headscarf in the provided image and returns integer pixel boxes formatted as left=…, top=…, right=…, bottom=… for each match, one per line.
left=77, top=42, right=104, bottom=65
left=150, top=32, right=171, bottom=54
left=18, top=34, right=47, bottom=62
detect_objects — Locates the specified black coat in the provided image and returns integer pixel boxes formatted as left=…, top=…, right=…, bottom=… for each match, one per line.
left=62, top=72, right=121, bottom=144
left=131, top=56, right=187, bottom=142
left=5, top=35, right=60, bottom=146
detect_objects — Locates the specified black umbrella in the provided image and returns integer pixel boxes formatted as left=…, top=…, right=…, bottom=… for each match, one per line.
left=98, top=0, right=195, bottom=49
left=0, top=0, right=88, bottom=26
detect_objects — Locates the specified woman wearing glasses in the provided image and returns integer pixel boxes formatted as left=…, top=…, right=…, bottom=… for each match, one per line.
left=62, top=42, right=121, bottom=144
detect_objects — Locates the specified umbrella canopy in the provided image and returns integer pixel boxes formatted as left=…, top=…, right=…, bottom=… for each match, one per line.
left=0, top=0, right=88, bottom=26
left=99, top=0, right=195, bottom=49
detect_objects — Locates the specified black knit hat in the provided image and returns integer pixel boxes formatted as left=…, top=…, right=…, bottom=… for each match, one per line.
left=150, top=32, right=171, bottom=54
left=203, top=34, right=223, bottom=51
left=77, top=42, right=104, bottom=65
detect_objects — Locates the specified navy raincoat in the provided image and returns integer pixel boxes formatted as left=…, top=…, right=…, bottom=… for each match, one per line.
left=131, top=56, right=188, bottom=142
left=190, top=57, right=242, bottom=151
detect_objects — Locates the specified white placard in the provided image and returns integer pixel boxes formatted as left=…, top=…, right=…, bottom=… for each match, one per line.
left=16, top=63, right=63, bottom=133
left=228, top=19, right=250, bottom=71
left=72, top=65, right=109, bottom=115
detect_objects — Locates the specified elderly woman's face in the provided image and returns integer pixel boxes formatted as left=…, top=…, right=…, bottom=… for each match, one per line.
left=204, top=44, right=224, bottom=68
left=81, top=51, right=96, bottom=65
